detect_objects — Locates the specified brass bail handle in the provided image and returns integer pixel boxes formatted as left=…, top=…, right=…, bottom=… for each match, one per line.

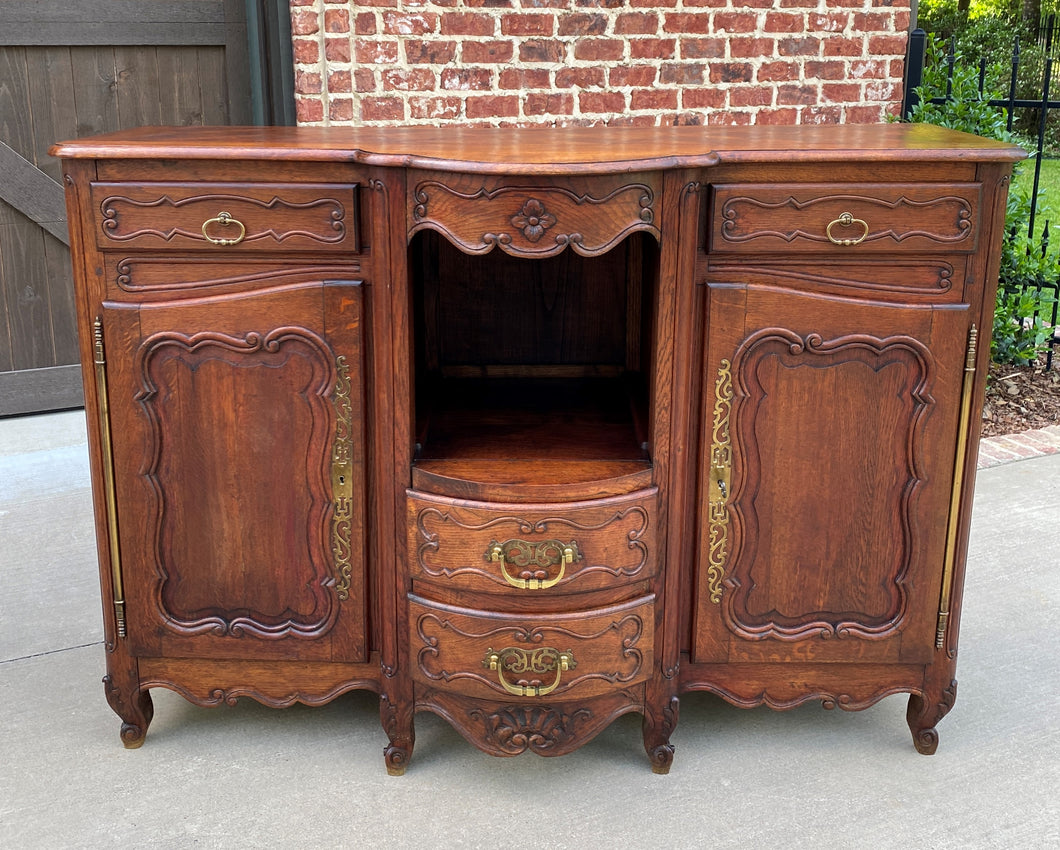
left=483, top=646, right=576, bottom=697
left=826, top=211, right=869, bottom=246
left=201, top=211, right=246, bottom=246
left=488, top=539, right=578, bottom=590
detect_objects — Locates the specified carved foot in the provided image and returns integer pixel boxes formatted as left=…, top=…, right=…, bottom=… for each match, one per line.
left=643, top=695, right=679, bottom=774
left=906, top=680, right=957, bottom=755
left=384, top=740, right=413, bottom=776
left=380, top=691, right=414, bottom=775
left=648, top=743, right=675, bottom=774
left=103, top=676, right=154, bottom=748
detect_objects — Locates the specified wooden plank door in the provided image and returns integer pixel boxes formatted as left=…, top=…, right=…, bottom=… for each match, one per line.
left=0, top=1, right=252, bottom=416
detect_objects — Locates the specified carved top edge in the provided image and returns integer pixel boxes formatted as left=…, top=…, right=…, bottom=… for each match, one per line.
left=50, top=125, right=1024, bottom=172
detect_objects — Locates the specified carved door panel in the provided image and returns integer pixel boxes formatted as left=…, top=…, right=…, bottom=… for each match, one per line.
left=99, top=281, right=366, bottom=662
left=693, top=283, right=969, bottom=666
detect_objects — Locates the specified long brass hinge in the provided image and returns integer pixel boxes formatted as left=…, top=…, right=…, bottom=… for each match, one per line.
left=936, top=324, right=978, bottom=650
left=94, top=317, right=126, bottom=638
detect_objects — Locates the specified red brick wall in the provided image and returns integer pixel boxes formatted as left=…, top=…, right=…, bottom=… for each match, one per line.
left=290, top=1, right=911, bottom=127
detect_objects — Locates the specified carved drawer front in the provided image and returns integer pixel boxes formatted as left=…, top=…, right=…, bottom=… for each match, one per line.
left=103, top=255, right=366, bottom=297
left=411, top=594, right=654, bottom=700
left=407, top=488, right=658, bottom=596
left=90, top=182, right=359, bottom=252
left=710, top=183, right=981, bottom=254
left=409, top=171, right=661, bottom=258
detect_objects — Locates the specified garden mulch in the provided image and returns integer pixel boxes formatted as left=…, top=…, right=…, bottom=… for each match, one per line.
left=981, top=354, right=1060, bottom=438
left=978, top=353, right=1060, bottom=468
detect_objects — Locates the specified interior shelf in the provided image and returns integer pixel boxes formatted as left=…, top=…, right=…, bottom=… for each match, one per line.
left=412, top=375, right=651, bottom=496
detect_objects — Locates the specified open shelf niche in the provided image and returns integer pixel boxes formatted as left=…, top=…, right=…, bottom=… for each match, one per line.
left=409, top=229, right=660, bottom=497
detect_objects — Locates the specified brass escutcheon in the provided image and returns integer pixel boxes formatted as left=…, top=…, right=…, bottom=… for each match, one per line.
left=825, top=211, right=869, bottom=246
left=201, top=211, right=246, bottom=246
left=707, top=359, right=733, bottom=604
left=331, top=355, right=354, bottom=601
left=483, top=646, right=576, bottom=697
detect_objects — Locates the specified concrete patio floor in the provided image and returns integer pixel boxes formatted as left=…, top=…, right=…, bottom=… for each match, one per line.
left=1, top=410, right=1057, bottom=848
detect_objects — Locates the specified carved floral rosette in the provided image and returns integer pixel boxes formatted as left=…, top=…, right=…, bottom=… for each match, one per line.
left=409, top=177, right=661, bottom=258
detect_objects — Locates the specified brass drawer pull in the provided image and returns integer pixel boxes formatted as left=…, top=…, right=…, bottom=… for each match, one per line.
left=201, top=211, right=246, bottom=246
left=826, top=211, right=869, bottom=246
left=487, top=539, right=579, bottom=590
left=483, top=647, right=576, bottom=697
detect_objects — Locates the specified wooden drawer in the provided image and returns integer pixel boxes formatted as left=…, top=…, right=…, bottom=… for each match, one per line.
left=407, top=488, right=658, bottom=597
left=710, top=183, right=981, bottom=254
left=408, top=170, right=661, bottom=258
left=91, top=182, right=359, bottom=252
left=410, top=594, right=654, bottom=700
left=101, top=255, right=365, bottom=298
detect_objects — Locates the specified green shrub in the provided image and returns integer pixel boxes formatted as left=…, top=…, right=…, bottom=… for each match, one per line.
left=905, top=37, right=1013, bottom=138
left=917, top=1, right=1060, bottom=156
left=907, top=35, right=1059, bottom=365
left=993, top=287, right=1057, bottom=363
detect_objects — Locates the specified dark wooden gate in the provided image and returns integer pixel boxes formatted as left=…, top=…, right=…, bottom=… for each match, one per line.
left=0, top=1, right=255, bottom=416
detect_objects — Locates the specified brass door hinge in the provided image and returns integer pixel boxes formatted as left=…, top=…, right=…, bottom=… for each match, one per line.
left=94, top=317, right=126, bottom=638
left=937, top=324, right=978, bottom=650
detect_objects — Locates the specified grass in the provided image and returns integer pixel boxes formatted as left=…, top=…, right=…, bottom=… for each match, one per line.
left=1012, top=157, right=1060, bottom=236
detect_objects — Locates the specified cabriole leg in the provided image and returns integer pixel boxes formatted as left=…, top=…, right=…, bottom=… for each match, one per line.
left=103, top=674, right=154, bottom=748
left=642, top=695, right=679, bottom=774
left=380, top=691, right=415, bottom=775
left=906, top=679, right=957, bottom=755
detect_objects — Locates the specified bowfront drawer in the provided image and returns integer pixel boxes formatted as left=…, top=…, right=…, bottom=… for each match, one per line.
left=407, top=488, right=658, bottom=597
left=91, top=182, right=359, bottom=253
left=410, top=594, right=654, bottom=700
left=408, top=170, right=661, bottom=258
left=710, top=183, right=981, bottom=254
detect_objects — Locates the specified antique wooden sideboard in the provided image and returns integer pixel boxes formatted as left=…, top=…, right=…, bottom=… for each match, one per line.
left=53, top=124, right=1022, bottom=773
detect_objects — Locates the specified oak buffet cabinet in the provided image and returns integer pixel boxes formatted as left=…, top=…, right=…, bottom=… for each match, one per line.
left=53, top=124, right=1022, bottom=773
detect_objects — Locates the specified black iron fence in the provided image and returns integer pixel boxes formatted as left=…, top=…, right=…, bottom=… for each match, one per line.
left=904, top=27, right=1060, bottom=369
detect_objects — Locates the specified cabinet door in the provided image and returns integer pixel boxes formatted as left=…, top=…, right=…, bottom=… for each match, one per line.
left=100, top=281, right=366, bottom=662
left=693, top=283, right=969, bottom=665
